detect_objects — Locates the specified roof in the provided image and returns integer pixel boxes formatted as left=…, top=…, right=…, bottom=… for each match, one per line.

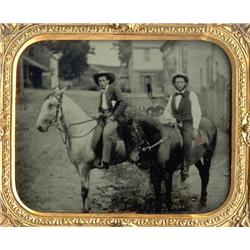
left=22, top=56, right=49, bottom=71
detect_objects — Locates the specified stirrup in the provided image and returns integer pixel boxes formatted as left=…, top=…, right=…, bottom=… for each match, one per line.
left=180, top=163, right=189, bottom=182
left=97, top=161, right=110, bottom=169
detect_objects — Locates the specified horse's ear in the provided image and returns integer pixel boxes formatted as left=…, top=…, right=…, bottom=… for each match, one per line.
left=54, top=87, right=67, bottom=98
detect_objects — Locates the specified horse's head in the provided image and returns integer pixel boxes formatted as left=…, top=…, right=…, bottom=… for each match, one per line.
left=128, top=122, right=145, bottom=164
left=120, top=118, right=145, bottom=164
left=127, top=113, right=166, bottom=164
left=36, top=88, right=66, bottom=132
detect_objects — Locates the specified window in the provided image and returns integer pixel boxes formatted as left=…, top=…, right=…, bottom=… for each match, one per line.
left=144, top=48, right=151, bottom=62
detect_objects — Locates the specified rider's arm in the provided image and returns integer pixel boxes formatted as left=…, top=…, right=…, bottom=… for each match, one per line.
left=98, top=90, right=103, bottom=113
left=190, top=91, right=202, bottom=129
left=112, top=86, right=128, bottom=119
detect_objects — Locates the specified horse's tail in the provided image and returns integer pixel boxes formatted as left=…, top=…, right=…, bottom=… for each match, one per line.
left=207, top=119, right=217, bottom=157
left=200, top=117, right=217, bottom=156
left=210, top=125, right=217, bottom=155
left=201, top=119, right=217, bottom=171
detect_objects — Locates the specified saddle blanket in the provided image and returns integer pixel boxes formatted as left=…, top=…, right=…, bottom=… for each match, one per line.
left=192, top=130, right=209, bottom=148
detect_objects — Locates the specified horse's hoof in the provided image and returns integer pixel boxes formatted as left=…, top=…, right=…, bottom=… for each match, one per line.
left=82, top=208, right=89, bottom=213
left=153, top=208, right=162, bottom=213
left=153, top=204, right=162, bottom=213
left=165, top=203, right=173, bottom=211
left=181, top=172, right=189, bottom=182
left=198, top=199, right=207, bottom=209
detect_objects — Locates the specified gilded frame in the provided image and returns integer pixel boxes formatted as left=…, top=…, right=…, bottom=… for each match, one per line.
left=0, top=23, right=249, bottom=227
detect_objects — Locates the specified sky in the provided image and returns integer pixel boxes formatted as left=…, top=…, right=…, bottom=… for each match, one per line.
left=87, top=41, right=120, bottom=66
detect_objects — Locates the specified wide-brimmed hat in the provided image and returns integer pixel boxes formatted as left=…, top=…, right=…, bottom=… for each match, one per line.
left=171, top=72, right=189, bottom=85
left=93, top=71, right=115, bottom=85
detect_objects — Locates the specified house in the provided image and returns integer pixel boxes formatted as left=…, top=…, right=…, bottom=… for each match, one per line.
left=128, top=41, right=164, bottom=93
left=18, top=43, right=61, bottom=94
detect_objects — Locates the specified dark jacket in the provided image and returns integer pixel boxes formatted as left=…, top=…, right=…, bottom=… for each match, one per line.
left=98, top=85, right=128, bottom=120
left=171, top=90, right=193, bottom=123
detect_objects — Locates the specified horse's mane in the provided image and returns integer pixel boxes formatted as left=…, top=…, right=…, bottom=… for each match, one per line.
left=63, top=95, right=86, bottom=115
left=133, top=112, right=165, bottom=132
left=44, top=92, right=55, bottom=100
left=44, top=92, right=90, bottom=118
left=132, top=112, right=167, bottom=143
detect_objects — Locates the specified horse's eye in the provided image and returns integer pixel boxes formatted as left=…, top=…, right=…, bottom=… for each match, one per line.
left=48, top=104, right=54, bottom=109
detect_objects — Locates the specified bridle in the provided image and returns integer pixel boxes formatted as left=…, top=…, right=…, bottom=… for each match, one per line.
left=137, top=123, right=179, bottom=153
left=50, top=94, right=97, bottom=164
left=52, top=94, right=97, bottom=137
left=132, top=122, right=150, bottom=151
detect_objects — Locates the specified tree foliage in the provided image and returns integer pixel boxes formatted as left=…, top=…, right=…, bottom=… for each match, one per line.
left=113, top=41, right=132, bottom=67
left=43, top=41, right=92, bottom=80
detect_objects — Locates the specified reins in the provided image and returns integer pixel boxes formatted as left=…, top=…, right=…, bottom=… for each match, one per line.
left=51, top=94, right=97, bottom=165
left=53, top=120, right=97, bottom=139
left=52, top=94, right=97, bottom=139
left=140, top=123, right=179, bottom=152
left=54, top=121, right=97, bottom=165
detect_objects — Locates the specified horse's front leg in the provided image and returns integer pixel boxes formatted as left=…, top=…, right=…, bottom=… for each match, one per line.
left=164, top=170, right=173, bottom=210
left=78, top=162, right=91, bottom=212
left=150, top=168, right=162, bottom=212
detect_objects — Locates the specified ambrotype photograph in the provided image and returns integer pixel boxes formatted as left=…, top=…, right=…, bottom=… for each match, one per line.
left=15, top=40, right=231, bottom=213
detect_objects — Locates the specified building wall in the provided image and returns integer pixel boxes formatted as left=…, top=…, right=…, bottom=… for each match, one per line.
left=187, top=42, right=231, bottom=131
left=129, top=70, right=164, bottom=93
left=27, top=44, right=51, bottom=69
left=129, top=41, right=164, bottom=93
left=131, top=41, right=163, bottom=71
left=186, top=41, right=230, bottom=94
left=161, top=41, right=188, bottom=94
left=161, top=41, right=231, bottom=131
left=19, top=44, right=53, bottom=90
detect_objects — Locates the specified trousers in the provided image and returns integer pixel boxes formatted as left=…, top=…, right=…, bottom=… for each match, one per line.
left=179, top=121, right=193, bottom=165
left=102, top=117, right=118, bottom=163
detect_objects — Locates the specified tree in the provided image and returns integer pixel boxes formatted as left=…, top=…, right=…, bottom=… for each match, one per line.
left=113, top=41, right=132, bottom=67
left=43, top=41, right=92, bottom=80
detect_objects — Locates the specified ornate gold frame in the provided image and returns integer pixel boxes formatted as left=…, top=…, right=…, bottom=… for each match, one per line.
left=0, top=24, right=249, bottom=227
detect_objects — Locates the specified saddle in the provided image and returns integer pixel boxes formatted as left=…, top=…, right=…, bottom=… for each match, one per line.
left=192, top=130, right=209, bottom=148
left=167, top=124, right=209, bottom=149
left=91, top=114, right=137, bottom=158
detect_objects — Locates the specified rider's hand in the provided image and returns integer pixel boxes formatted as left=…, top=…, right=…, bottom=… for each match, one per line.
left=169, top=116, right=177, bottom=124
left=110, top=115, right=115, bottom=121
left=97, top=112, right=104, bottom=119
left=193, top=128, right=199, bottom=138
left=159, top=115, right=176, bottom=124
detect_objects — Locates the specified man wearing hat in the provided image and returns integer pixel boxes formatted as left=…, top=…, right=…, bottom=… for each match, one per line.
left=93, top=71, right=128, bottom=169
left=146, top=97, right=164, bottom=119
left=160, top=72, right=202, bottom=180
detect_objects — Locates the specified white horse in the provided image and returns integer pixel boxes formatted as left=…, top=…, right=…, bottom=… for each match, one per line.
left=35, top=88, right=140, bottom=212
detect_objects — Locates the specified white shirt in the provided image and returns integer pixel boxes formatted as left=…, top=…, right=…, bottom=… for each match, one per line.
left=101, top=85, right=109, bottom=109
left=160, top=91, right=202, bottom=129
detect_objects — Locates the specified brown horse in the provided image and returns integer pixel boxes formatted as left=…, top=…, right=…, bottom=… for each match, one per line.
left=36, top=88, right=217, bottom=212
left=131, top=113, right=217, bottom=210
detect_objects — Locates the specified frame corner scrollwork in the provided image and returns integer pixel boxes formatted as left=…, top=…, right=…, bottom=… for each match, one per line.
left=0, top=23, right=249, bottom=227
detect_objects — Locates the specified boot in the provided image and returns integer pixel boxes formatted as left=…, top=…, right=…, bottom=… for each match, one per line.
left=97, top=161, right=110, bottom=170
left=181, top=160, right=189, bottom=182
